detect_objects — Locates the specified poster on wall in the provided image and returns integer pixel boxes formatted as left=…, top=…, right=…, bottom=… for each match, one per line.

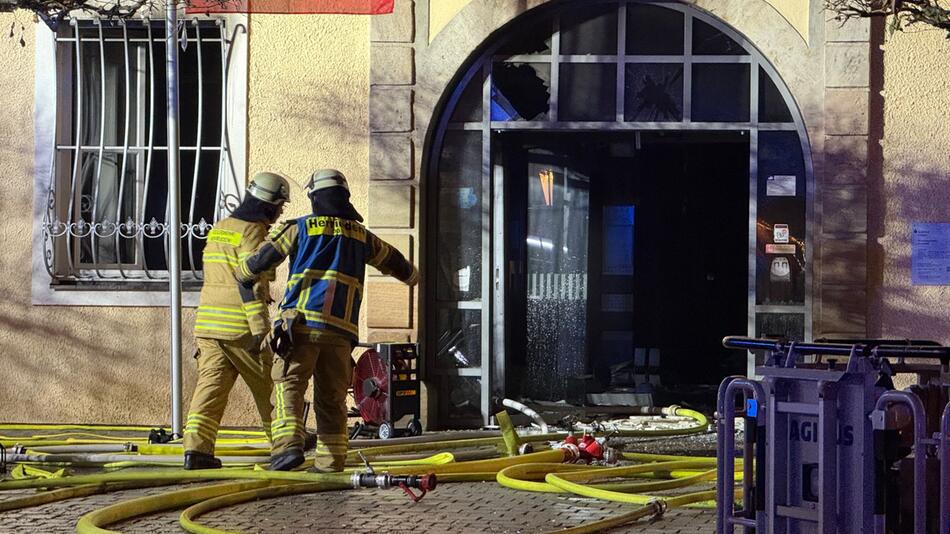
left=911, top=222, right=950, bottom=285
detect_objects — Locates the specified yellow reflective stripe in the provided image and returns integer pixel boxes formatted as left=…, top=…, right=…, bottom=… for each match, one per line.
left=203, top=259, right=240, bottom=267
left=369, top=238, right=391, bottom=265
left=406, top=267, right=420, bottom=286
left=196, top=318, right=248, bottom=327
left=195, top=324, right=249, bottom=333
left=197, top=306, right=244, bottom=315
left=344, top=284, right=355, bottom=323
left=186, top=413, right=219, bottom=426
left=274, top=232, right=294, bottom=255
left=197, top=310, right=247, bottom=318
left=297, top=310, right=359, bottom=335
left=287, top=270, right=362, bottom=291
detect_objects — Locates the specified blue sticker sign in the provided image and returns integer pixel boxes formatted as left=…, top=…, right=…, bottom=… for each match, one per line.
left=911, top=223, right=950, bottom=285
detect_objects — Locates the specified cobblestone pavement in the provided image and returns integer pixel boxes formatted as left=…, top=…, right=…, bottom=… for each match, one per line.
left=0, top=479, right=716, bottom=533
left=0, top=425, right=722, bottom=533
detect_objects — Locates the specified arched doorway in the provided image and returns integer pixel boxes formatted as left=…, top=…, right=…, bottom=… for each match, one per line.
left=425, top=1, right=813, bottom=427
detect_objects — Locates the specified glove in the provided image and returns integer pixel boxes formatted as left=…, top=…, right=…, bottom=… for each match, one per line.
left=246, top=334, right=263, bottom=353
left=270, top=322, right=294, bottom=359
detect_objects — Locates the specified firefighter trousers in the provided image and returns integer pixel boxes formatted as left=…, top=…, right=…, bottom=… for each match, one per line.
left=184, top=337, right=274, bottom=455
left=271, top=334, right=353, bottom=471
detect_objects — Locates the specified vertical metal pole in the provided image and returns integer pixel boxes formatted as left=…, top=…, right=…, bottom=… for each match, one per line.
left=166, top=0, right=183, bottom=437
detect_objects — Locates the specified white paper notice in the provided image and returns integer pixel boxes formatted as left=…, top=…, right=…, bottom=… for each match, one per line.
left=457, top=266, right=471, bottom=293
left=766, top=175, right=797, bottom=196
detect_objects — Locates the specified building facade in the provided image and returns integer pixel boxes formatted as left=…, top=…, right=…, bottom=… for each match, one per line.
left=0, top=0, right=947, bottom=428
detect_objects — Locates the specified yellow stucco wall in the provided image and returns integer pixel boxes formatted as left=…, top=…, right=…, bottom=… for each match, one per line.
left=764, top=0, right=808, bottom=44
left=429, top=0, right=469, bottom=42
left=429, top=0, right=809, bottom=44
left=0, top=12, right=370, bottom=427
left=0, top=14, right=201, bottom=425
left=244, top=15, right=370, bottom=416
left=876, top=27, right=950, bottom=343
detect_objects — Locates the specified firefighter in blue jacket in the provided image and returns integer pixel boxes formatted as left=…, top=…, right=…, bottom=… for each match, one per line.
left=238, top=169, right=419, bottom=471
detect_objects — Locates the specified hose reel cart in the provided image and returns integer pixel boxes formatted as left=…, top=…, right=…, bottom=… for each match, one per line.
left=716, top=337, right=950, bottom=534
left=350, top=343, right=424, bottom=439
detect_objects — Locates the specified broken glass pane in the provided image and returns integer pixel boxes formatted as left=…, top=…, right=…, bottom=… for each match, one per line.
left=560, top=4, right=618, bottom=55
left=692, top=18, right=746, bottom=55
left=626, top=4, right=684, bottom=55
left=625, top=63, right=683, bottom=121
left=497, top=17, right=552, bottom=55
left=559, top=63, right=616, bottom=121
left=436, top=308, right=482, bottom=368
left=446, top=376, right=482, bottom=420
left=491, top=62, right=551, bottom=121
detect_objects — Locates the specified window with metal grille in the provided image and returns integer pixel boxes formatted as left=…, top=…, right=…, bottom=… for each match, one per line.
left=40, top=18, right=243, bottom=291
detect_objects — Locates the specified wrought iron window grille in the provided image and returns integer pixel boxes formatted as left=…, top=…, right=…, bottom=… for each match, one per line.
left=42, top=18, right=243, bottom=287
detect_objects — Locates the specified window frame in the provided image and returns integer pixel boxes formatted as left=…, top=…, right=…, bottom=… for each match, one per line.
left=31, top=14, right=248, bottom=306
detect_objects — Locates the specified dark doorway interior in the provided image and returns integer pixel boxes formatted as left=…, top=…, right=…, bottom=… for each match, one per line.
left=498, top=131, right=749, bottom=403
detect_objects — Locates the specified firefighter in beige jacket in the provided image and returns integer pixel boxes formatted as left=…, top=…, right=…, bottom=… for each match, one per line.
left=183, top=172, right=290, bottom=470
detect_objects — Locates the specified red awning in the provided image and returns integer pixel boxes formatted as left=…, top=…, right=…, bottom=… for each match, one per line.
left=186, top=0, right=393, bottom=14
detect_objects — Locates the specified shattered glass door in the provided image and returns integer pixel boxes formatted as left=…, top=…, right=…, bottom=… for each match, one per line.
left=522, top=158, right=590, bottom=400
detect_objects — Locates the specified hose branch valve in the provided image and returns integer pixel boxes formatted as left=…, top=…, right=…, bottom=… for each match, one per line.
left=351, top=451, right=437, bottom=502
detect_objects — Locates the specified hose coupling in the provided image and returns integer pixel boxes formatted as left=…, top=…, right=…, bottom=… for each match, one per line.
left=602, top=446, right=622, bottom=465
left=647, top=498, right=668, bottom=518
left=557, top=442, right=581, bottom=463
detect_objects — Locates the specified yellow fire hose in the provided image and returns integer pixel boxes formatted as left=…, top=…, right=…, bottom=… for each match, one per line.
left=76, top=481, right=277, bottom=534
left=179, top=482, right=333, bottom=534
left=0, top=406, right=721, bottom=533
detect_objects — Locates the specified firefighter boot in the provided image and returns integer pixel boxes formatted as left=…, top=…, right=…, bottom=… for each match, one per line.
left=183, top=451, right=222, bottom=470
left=270, top=448, right=305, bottom=471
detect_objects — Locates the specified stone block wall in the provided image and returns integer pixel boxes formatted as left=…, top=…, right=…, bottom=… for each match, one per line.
left=366, top=0, right=419, bottom=343
left=818, top=16, right=872, bottom=337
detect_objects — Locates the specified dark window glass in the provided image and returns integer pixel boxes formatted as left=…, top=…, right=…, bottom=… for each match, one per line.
left=756, top=131, right=806, bottom=305
left=692, top=18, right=746, bottom=55
left=691, top=63, right=750, bottom=122
left=491, top=62, right=551, bottom=121
left=437, top=131, right=482, bottom=301
left=559, top=63, right=616, bottom=121
left=560, top=4, right=618, bottom=55
left=625, top=64, right=683, bottom=121
left=626, top=4, right=683, bottom=55
left=755, top=313, right=805, bottom=341
left=436, top=308, right=481, bottom=368
left=450, top=68, right=484, bottom=123
left=71, top=24, right=221, bottom=274
left=758, top=67, right=793, bottom=122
